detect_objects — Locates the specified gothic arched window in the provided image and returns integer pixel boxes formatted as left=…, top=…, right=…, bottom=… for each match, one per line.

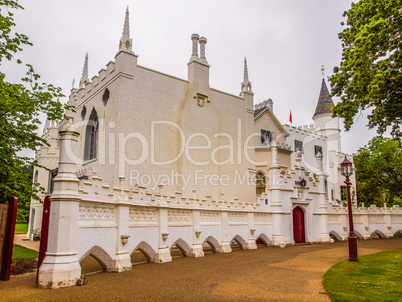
left=256, top=172, right=266, bottom=195
left=84, top=108, right=99, bottom=161
left=33, top=170, right=38, bottom=189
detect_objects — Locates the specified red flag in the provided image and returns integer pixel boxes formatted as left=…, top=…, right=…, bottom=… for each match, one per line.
left=289, top=110, right=293, bottom=124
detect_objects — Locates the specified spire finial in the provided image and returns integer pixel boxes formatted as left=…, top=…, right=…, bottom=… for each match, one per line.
left=241, top=57, right=252, bottom=93
left=321, top=63, right=325, bottom=79
left=244, top=57, right=249, bottom=81
left=79, top=53, right=89, bottom=89
left=119, top=7, right=133, bottom=53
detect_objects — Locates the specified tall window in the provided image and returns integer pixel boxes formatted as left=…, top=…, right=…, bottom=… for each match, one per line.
left=261, top=129, right=272, bottom=144
left=256, top=172, right=266, bottom=195
left=48, top=168, right=58, bottom=194
left=340, top=186, right=347, bottom=201
left=33, top=170, right=39, bottom=190
left=295, top=140, right=303, bottom=152
left=84, top=108, right=99, bottom=161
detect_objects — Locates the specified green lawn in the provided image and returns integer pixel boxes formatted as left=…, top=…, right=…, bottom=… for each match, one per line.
left=12, top=244, right=39, bottom=259
left=324, top=249, right=402, bottom=301
left=15, top=223, right=28, bottom=234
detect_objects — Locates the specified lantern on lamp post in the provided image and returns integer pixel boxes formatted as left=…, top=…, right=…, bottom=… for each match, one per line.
left=340, top=156, right=359, bottom=261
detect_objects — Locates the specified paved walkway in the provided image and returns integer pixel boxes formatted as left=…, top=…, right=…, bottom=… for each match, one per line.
left=14, top=234, right=40, bottom=251
left=2, top=238, right=401, bottom=301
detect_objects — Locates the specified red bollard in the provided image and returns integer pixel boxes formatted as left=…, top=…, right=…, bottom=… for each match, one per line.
left=0, top=197, right=18, bottom=281
left=36, top=195, right=51, bottom=284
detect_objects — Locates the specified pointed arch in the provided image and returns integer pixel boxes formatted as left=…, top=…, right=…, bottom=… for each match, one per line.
left=293, top=206, right=306, bottom=243
left=84, top=108, right=99, bottom=161
left=370, top=230, right=386, bottom=239
left=256, top=233, right=271, bottom=246
left=329, top=231, right=341, bottom=241
left=171, top=238, right=191, bottom=256
left=202, top=236, right=220, bottom=253
left=231, top=235, right=247, bottom=249
left=79, top=245, right=113, bottom=272
left=354, top=230, right=364, bottom=239
left=131, top=241, right=156, bottom=263
left=393, top=230, right=402, bottom=237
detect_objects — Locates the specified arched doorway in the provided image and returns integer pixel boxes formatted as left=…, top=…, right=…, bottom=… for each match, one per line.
left=293, top=206, right=305, bottom=243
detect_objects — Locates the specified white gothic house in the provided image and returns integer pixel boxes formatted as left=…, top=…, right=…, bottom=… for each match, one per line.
left=29, top=9, right=402, bottom=288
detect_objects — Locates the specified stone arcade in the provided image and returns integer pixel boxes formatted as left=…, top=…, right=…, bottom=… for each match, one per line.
left=31, top=9, right=402, bottom=288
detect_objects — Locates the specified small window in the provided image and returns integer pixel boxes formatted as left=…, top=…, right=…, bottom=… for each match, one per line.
left=295, top=140, right=303, bottom=152
left=340, top=186, right=347, bottom=201
left=261, top=129, right=272, bottom=144
left=102, top=88, right=110, bottom=106
left=81, top=106, right=87, bottom=121
left=314, top=145, right=323, bottom=155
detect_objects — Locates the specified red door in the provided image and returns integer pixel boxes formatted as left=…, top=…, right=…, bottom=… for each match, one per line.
left=293, top=207, right=305, bottom=243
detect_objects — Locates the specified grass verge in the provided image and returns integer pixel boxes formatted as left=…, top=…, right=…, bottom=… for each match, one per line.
left=12, top=244, right=39, bottom=259
left=324, top=249, right=402, bottom=301
left=15, top=222, right=28, bottom=234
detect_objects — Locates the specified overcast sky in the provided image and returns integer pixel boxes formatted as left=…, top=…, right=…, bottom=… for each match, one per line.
left=3, top=0, right=379, bottom=155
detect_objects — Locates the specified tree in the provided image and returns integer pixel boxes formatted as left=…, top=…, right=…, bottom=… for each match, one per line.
left=330, top=0, right=402, bottom=138
left=354, top=137, right=402, bottom=206
left=0, top=1, right=72, bottom=207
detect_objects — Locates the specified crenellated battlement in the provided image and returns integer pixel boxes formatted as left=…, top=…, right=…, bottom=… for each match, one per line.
left=284, top=124, right=326, bottom=140
left=69, top=60, right=117, bottom=107
left=76, top=171, right=261, bottom=212
left=328, top=203, right=402, bottom=214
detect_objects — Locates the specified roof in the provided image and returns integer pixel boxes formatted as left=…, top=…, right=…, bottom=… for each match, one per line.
left=254, top=106, right=266, bottom=119
left=254, top=106, right=289, bottom=137
left=313, top=79, right=335, bottom=118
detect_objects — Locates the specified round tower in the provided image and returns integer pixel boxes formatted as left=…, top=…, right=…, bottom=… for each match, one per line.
left=312, top=66, right=341, bottom=153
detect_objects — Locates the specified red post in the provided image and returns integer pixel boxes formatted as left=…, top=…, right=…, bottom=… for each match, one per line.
left=0, top=197, right=18, bottom=281
left=345, top=176, right=359, bottom=262
left=36, top=196, right=51, bottom=284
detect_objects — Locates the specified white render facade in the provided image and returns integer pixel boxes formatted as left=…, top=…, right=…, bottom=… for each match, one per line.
left=32, top=9, right=402, bottom=289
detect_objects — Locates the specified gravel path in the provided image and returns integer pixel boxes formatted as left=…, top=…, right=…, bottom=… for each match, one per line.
left=1, top=238, right=401, bottom=301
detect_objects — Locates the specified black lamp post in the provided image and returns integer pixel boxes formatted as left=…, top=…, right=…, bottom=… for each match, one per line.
left=340, top=156, right=359, bottom=262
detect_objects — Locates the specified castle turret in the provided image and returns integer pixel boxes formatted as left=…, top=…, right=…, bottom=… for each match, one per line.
left=313, top=64, right=341, bottom=152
